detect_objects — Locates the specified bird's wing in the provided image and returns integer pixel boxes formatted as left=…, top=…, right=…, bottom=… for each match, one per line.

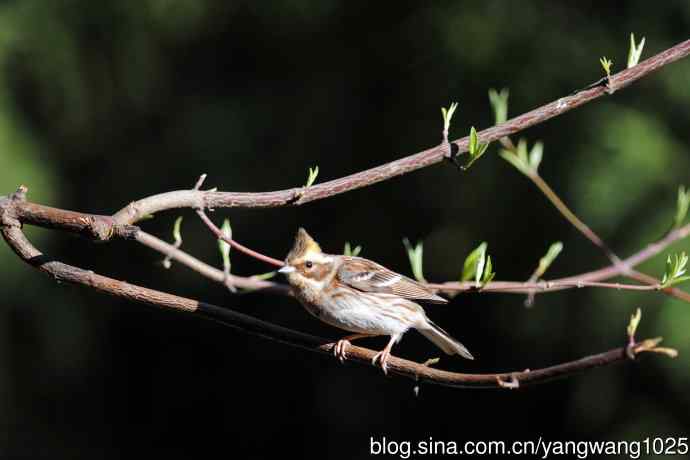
left=337, top=256, right=447, bottom=304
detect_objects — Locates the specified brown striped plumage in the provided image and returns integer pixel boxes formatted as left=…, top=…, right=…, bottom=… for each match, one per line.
left=279, top=228, right=473, bottom=373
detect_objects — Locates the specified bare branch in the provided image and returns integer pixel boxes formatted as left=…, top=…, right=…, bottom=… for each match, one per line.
left=0, top=201, right=672, bottom=389
left=5, top=194, right=690, bottom=298
left=523, top=162, right=690, bottom=303
left=110, top=40, right=690, bottom=225
left=136, top=230, right=288, bottom=294
left=434, top=221, right=690, bottom=295
left=195, top=208, right=284, bottom=267
left=529, top=174, right=621, bottom=265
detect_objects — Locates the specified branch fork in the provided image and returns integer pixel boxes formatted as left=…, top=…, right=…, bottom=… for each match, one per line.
left=496, top=373, right=522, bottom=389
left=625, top=308, right=678, bottom=360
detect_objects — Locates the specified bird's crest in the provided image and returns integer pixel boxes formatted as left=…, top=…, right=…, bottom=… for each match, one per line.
left=287, top=228, right=322, bottom=261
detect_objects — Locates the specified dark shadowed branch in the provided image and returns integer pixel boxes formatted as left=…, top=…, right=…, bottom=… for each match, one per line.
left=0, top=189, right=673, bottom=389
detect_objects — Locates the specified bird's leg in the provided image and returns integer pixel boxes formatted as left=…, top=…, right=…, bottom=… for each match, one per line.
left=372, top=336, right=398, bottom=375
left=332, top=334, right=375, bottom=363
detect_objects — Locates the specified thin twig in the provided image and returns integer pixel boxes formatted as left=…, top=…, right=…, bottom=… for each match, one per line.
left=195, top=208, right=284, bottom=267
left=193, top=173, right=208, bottom=191
left=136, top=230, right=289, bottom=294
left=529, top=173, right=621, bottom=265
left=432, top=279, right=658, bottom=295
left=526, top=172, right=689, bottom=303
left=485, top=280, right=657, bottom=292
left=189, top=173, right=285, bottom=268
left=5, top=196, right=690, bottom=298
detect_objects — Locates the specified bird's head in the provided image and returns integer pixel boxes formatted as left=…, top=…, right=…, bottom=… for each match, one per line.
left=279, top=228, right=335, bottom=290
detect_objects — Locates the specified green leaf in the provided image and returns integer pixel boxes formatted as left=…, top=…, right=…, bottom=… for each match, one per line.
left=528, top=141, right=544, bottom=172
left=305, top=166, right=319, bottom=187
left=462, top=243, right=495, bottom=288
left=462, top=126, right=490, bottom=170
left=403, top=238, right=426, bottom=282
left=516, top=138, right=529, bottom=163
left=534, top=241, right=563, bottom=279
left=600, top=56, right=613, bottom=78
left=162, top=216, right=184, bottom=269
left=252, top=271, right=276, bottom=281
left=469, top=126, right=478, bottom=153
left=672, top=185, right=690, bottom=230
left=172, top=216, right=183, bottom=244
left=627, top=33, right=646, bottom=69
left=441, top=102, right=459, bottom=133
left=481, top=255, right=496, bottom=287
left=218, top=218, right=232, bottom=272
left=343, top=241, right=362, bottom=257
left=500, top=138, right=541, bottom=176
left=660, top=252, right=690, bottom=288
left=422, top=357, right=440, bottom=367
left=499, top=149, right=527, bottom=174
left=462, top=242, right=487, bottom=283
left=488, top=88, right=509, bottom=125
left=627, top=307, right=642, bottom=340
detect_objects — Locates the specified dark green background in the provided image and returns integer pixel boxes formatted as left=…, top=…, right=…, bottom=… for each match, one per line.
left=1, top=1, right=689, bottom=458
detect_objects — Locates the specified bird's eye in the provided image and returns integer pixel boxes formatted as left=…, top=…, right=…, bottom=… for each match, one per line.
left=305, top=261, right=313, bottom=269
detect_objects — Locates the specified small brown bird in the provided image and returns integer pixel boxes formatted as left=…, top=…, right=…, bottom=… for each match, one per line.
left=278, top=228, right=473, bottom=373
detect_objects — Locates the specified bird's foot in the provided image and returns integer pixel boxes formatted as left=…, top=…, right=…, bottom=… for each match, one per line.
left=371, top=349, right=391, bottom=375
left=329, top=334, right=374, bottom=364
left=333, top=339, right=351, bottom=363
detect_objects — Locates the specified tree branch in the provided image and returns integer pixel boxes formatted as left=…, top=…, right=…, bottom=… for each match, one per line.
left=5, top=190, right=690, bottom=298
left=135, top=230, right=289, bottom=294
left=195, top=207, right=284, bottom=267
left=0, top=191, right=671, bottom=389
left=435, top=221, right=690, bottom=295
left=110, top=39, right=690, bottom=225
left=529, top=171, right=690, bottom=302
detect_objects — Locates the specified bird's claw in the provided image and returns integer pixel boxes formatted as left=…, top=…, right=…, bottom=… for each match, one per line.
left=333, top=339, right=351, bottom=363
left=372, top=350, right=390, bottom=375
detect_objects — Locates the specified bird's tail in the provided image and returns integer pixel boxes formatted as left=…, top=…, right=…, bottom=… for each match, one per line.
left=418, top=319, right=474, bottom=360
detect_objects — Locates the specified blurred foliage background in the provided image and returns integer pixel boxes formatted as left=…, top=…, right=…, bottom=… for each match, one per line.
left=0, top=1, right=689, bottom=458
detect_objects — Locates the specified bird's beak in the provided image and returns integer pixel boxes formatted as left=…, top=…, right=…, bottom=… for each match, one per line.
left=278, top=265, right=295, bottom=274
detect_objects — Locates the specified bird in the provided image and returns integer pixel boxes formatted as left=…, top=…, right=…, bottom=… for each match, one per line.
left=278, top=228, right=473, bottom=374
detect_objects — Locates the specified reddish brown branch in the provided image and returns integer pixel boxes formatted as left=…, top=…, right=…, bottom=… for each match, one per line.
left=136, top=230, right=289, bottom=294
left=15, top=199, right=138, bottom=241
left=111, top=39, right=690, bottom=225
left=5, top=191, right=690, bottom=298
left=195, top=208, right=284, bottom=267
left=522, top=170, right=690, bottom=303
left=434, top=221, right=690, bottom=295
left=0, top=191, right=669, bottom=389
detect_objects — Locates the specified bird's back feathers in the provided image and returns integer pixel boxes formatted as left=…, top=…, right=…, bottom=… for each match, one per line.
left=337, top=256, right=448, bottom=304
